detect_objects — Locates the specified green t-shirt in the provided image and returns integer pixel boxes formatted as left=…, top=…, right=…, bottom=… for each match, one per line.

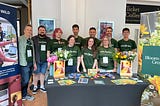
left=111, top=38, right=118, bottom=48
left=84, top=37, right=101, bottom=47
left=82, top=48, right=95, bottom=69
left=48, top=38, right=67, bottom=53
left=75, top=36, right=84, bottom=49
left=39, top=37, right=48, bottom=62
left=97, top=46, right=115, bottom=70
left=26, top=39, right=33, bottom=63
left=118, top=39, right=137, bottom=52
left=63, top=45, right=81, bottom=66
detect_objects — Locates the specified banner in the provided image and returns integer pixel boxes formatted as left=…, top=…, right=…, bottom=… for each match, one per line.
left=126, top=4, right=160, bottom=24
left=139, top=11, right=160, bottom=75
left=142, top=46, right=160, bottom=75
left=0, top=3, right=21, bottom=106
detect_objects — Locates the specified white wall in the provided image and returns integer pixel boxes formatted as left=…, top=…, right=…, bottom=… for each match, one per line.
left=32, top=0, right=126, bottom=40
left=32, top=0, right=61, bottom=36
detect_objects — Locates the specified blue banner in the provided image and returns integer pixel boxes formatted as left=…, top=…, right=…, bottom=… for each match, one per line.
left=0, top=3, right=21, bottom=106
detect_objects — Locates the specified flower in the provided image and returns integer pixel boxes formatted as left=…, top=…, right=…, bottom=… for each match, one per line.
left=54, top=50, right=71, bottom=61
left=113, top=51, right=137, bottom=63
left=47, top=55, right=58, bottom=64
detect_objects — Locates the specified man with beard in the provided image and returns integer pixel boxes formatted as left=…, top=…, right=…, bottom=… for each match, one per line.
left=83, top=27, right=101, bottom=48
left=105, top=27, right=118, bottom=51
left=32, top=25, right=50, bottom=94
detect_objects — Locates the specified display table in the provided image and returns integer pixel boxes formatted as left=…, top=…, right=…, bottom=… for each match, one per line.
left=45, top=73, right=148, bottom=106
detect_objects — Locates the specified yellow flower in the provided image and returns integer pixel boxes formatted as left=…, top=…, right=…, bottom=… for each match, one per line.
left=123, top=55, right=127, bottom=59
left=140, top=24, right=149, bottom=36
left=115, top=55, right=119, bottom=58
left=120, top=56, right=124, bottom=59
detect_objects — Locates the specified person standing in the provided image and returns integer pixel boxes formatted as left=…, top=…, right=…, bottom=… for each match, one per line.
left=84, top=27, right=101, bottom=47
left=105, top=27, right=118, bottom=50
left=47, top=28, right=67, bottom=54
left=18, top=24, right=36, bottom=101
left=72, top=24, right=84, bottom=49
left=97, top=36, right=117, bottom=72
left=63, top=35, right=81, bottom=74
left=118, top=28, right=137, bottom=52
left=81, top=37, right=98, bottom=72
left=32, top=25, right=50, bottom=94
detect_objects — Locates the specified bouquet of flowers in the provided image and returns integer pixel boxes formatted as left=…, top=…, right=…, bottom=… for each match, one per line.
left=47, top=55, right=58, bottom=76
left=54, top=50, right=71, bottom=61
left=113, top=51, right=137, bottom=63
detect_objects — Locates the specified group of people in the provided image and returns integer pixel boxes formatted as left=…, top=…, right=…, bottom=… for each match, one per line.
left=19, top=24, right=137, bottom=101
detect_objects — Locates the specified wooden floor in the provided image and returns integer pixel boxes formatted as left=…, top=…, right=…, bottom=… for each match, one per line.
left=22, top=88, right=47, bottom=106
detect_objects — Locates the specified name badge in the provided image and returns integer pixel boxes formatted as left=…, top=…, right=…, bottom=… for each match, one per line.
left=27, top=50, right=32, bottom=57
left=58, top=48, right=62, bottom=52
left=68, top=58, right=73, bottom=66
left=103, top=57, right=108, bottom=64
left=41, top=45, right=46, bottom=51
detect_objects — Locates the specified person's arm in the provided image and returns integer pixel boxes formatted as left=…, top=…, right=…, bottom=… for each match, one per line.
left=113, top=60, right=117, bottom=72
left=77, top=57, right=81, bottom=72
left=81, top=55, right=86, bottom=72
left=92, top=59, right=98, bottom=69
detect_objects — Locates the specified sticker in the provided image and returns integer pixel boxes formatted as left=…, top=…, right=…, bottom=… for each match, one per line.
left=41, top=45, right=46, bottom=51
left=103, top=57, right=108, bottom=64
left=27, top=50, right=32, bottom=57
left=68, top=58, right=73, bottom=66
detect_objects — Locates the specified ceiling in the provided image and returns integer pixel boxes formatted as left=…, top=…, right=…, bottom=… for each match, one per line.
left=0, top=0, right=28, bottom=7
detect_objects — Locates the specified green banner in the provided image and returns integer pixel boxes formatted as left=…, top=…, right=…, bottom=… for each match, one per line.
left=142, top=46, right=160, bottom=75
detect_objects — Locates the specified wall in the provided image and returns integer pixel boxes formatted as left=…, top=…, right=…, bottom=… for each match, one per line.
left=32, top=0, right=126, bottom=39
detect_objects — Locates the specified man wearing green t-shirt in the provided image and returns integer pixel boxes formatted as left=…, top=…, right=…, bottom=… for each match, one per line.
left=72, top=24, right=84, bottom=49
left=84, top=27, right=101, bottom=47
left=32, top=25, right=50, bottom=94
left=118, top=28, right=137, bottom=52
left=106, top=27, right=118, bottom=50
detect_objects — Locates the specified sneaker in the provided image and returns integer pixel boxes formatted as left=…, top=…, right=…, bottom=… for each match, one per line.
left=40, top=87, right=47, bottom=93
left=32, top=87, right=38, bottom=95
left=30, top=84, right=34, bottom=91
left=22, top=94, right=34, bottom=101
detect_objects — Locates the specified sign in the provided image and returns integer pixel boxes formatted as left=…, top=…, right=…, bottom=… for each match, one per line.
left=142, top=46, right=160, bottom=76
left=126, top=4, right=160, bottom=24
left=0, top=3, right=22, bottom=106
left=54, top=60, right=65, bottom=79
left=120, top=60, right=132, bottom=78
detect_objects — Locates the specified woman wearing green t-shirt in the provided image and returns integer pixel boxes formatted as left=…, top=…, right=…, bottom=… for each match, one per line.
left=81, top=37, right=98, bottom=72
left=97, top=36, right=117, bottom=72
left=63, top=35, right=81, bottom=74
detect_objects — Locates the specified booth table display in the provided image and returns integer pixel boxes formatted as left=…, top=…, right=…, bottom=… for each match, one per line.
left=45, top=73, right=148, bottom=106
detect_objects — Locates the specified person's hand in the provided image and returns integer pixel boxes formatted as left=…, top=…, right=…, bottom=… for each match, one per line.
left=113, top=68, right=117, bottom=72
left=77, top=68, right=80, bottom=73
left=83, top=68, right=87, bottom=73
left=33, top=63, right=37, bottom=71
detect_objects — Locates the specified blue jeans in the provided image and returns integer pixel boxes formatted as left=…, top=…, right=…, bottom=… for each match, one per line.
left=66, top=66, right=77, bottom=74
left=34, top=62, right=47, bottom=74
left=20, top=62, right=33, bottom=97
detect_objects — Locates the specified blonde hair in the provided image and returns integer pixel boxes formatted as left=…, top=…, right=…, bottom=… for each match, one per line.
left=101, top=36, right=112, bottom=47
